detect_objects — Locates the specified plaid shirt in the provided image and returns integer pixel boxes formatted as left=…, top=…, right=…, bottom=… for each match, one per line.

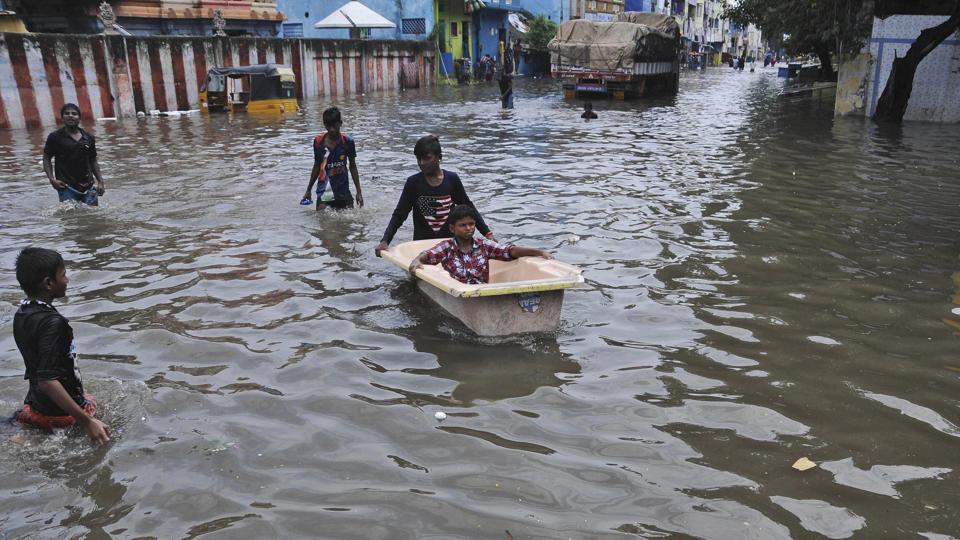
left=422, top=238, right=514, bottom=284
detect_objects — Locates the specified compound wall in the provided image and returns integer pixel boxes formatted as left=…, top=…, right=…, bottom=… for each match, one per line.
left=835, top=16, right=960, bottom=122
left=0, top=33, right=435, bottom=129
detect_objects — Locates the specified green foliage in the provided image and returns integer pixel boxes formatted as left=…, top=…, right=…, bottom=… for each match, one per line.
left=525, top=15, right=558, bottom=52
left=722, top=0, right=874, bottom=55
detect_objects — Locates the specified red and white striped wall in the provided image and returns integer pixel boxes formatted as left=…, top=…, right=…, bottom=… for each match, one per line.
left=0, top=33, right=436, bottom=130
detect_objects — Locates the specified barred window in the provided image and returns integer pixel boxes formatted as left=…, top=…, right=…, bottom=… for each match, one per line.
left=401, top=18, right=426, bottom=34
left=282, top=23, right=303, bottom=37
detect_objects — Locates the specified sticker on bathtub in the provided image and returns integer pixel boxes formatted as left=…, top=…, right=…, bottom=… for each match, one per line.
left=519, top=293, right=541, bottom=313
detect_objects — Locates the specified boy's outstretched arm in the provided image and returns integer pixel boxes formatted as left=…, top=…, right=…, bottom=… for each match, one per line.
left=349, top=154, right=363, bottom=207
left=303, top=162, right=321, bottom=201
left=408, top=251, right=429, bottom=275
left=37, top=379, right=111, bottom=444
left=376, top=181, right=417, bottom=256
left=508, top=246, right=552, bottom=260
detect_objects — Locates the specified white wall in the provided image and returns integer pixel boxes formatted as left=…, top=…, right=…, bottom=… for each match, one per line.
left=863, top=15, right=960, bottom=122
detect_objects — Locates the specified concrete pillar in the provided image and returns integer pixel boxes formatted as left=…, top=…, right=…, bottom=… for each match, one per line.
left=108, top=36, right=136, bottom=118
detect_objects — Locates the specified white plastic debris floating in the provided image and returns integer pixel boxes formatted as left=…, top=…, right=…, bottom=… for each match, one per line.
left=380, top=239, right=583, bottom=336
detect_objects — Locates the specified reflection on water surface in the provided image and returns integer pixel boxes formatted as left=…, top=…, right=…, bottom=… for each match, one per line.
left=1, top=70, right=959, bottom=538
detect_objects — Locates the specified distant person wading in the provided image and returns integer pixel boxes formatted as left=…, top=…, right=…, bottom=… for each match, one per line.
left=42, top=103, right=107, bottom=206
left=581, top=102, right=598, bottom=119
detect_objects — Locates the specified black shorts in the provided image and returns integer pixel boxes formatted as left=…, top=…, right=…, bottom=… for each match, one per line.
left=319, top=199, right=354, bottom=210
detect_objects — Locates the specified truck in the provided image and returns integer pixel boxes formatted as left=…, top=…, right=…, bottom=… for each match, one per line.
left=548, top=12, right=680, bottom=100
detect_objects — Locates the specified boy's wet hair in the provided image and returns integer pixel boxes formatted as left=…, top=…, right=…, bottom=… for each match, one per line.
left=446, top=204, right=479, bottom=228
left=322, top=106, right=342, bottom=127
left=15, top=247, right=64, bottom=297
left=584, top=101, right=593, bottom=109
left=414, top=134, right=442, bottom=160
left=60, top=103, right=81, bottom=118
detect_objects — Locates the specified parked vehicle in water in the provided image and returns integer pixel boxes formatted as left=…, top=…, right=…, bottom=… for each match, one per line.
left=380, top=239, right=583, bottom=337
left=548, top=12, right=680, bottom=100
left=199, top=64, right=298, bottom=114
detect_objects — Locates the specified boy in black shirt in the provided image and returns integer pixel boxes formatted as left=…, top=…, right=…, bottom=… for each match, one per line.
left=43, top=103, right=106, bottom=205
left=375, top=135, right=494, bottom=256
left=13, top=247, right=110, bottom=444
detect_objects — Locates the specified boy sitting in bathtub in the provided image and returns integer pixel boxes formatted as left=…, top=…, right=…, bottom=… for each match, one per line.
left=408, top=205, right=551, bottom=284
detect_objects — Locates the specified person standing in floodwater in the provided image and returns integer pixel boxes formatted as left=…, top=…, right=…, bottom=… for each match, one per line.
left=302, top=106, right=364, bottom=210
left=375, top=135, right=495, bottom=256
left=482, top=54, right=495, bottom=81
left=43, top=103, right=106, bottom=206
left=499, top=72, right=514, bottom=109
left=12, top=247, right=110, bottom=444
left=581, top=102, right=598, bottom=119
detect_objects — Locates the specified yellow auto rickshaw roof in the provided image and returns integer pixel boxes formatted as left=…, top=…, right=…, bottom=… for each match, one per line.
left=208, top=63, right=296, bottom=82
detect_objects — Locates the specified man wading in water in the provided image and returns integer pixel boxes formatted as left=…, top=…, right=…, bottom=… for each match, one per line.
left=376, top=135, right=495, bottom=256
left=43, top=103, right=106, bottom=206
left=499, top=71, right=514, bottom=109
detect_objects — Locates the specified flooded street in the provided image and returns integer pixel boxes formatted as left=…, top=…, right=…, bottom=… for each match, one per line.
left=1, top=68, right=959, bottom=538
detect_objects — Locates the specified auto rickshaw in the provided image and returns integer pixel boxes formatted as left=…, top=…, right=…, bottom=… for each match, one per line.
left=199, top=64, right=298, bottom=114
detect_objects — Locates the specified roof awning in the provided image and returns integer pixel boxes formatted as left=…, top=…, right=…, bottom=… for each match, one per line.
left=314, top=0, right=396, bottom=29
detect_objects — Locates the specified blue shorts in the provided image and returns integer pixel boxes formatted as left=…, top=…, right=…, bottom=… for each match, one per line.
left=58, top=185, right=98, bottom=205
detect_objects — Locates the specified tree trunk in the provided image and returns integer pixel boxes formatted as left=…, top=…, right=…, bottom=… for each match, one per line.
left=873, top=1, right=960, bottom=122
left=813, top=43, right=835, bottom=80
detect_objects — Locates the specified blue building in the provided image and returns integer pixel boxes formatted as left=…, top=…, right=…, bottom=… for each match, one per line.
left=277, top=0, right=434, bottom=40
left=278, top=0, right=566, bottom=77
left=472, top=0, right=563, bottom=76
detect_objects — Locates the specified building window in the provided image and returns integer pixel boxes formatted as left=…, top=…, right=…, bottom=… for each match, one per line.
left=589, top=0, right=597, bottom=10
left=450, top=21, right=458, bottom=36
left=283, top=23, right=304, bottom=37
left=401, top=18, right=426, bottom=34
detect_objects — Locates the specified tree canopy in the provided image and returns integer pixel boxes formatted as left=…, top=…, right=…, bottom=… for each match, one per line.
left=525, top=15, right=559, bottom=52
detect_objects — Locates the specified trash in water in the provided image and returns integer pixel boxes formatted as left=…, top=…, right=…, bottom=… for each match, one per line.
left=792, top=457, right=817, bottom=471
left=568, top=235, right=581, bottom=244
left=434, top=411, right=447, bottom=422
left=206, top=439, right=239, bottom=454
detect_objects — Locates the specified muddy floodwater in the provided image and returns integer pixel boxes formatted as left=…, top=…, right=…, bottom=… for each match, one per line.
left=1, top=69, right=959, bottom=539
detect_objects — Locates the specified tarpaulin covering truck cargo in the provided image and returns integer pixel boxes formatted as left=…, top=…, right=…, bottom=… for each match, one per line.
left=548, top=12, right=680, bottom=99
